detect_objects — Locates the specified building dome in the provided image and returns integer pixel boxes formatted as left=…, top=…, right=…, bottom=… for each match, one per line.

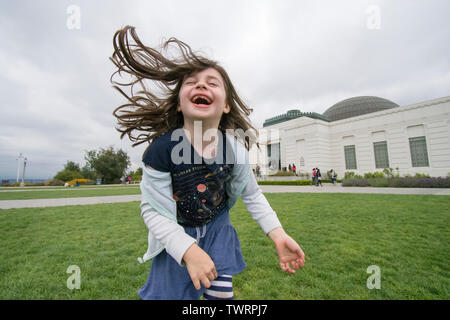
left=323, top=96, right=399, bottom=121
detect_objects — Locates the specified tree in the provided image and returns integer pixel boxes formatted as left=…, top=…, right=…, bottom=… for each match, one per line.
left=80, top=164, right=97, bottom=181
left=54, top=161, right=83, bottom=182
left=64, top=161, right=81, bottom=172
left=128, top=167, right=143, bottom=182
left=54, top=169, right=83, bottom=182
left=84, top=146, right=130, bottom=184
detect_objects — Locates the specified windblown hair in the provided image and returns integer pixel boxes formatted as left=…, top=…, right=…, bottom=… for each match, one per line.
left=110, top=25, right=258, bottom=150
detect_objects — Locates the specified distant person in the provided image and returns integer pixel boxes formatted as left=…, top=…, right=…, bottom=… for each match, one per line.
left=292, top=164, right=296, bottom=176
left=110, top=26, right=305, bottom=301
left=316, top=169, right=323, bottom=187
left=312, top=168, right=317, bottom=185
left=330, top=169, right=336, bottom=185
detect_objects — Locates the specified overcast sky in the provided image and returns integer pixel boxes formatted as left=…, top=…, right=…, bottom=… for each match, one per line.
left=1, top=0, right=449, bottom=180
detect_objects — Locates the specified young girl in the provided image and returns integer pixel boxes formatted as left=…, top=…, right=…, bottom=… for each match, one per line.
left=110, top=26, right=305, bottom=300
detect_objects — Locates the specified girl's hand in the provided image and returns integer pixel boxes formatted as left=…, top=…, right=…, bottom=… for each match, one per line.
left=183, top=243, right=218, bottom=290
left=268, top=227, right=305, bottom=274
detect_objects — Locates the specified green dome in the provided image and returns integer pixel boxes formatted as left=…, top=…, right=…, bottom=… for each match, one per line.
left=323, top=96, right=399, bottom=121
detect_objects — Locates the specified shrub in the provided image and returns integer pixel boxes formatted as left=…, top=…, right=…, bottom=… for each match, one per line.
left=258, top=180, right=312, bottom=186
left=257, top=179, right=342, bottom=186
left=26, top=182, right=46, bottom=186
left=54, top=169, right=83, bottom=182
left=269, top=170, right=295, bottom=176
left=342, top=179, right=370, bottom=187
left=45, top=180, right=65, bottom=186
left=392, top=177, right=450, bottom=188
left=368, top=178, right=389, bottom=187
left=297, top=172, right=310, bottom=178
left=342, top=177, right=450, bottom=188
left=67, top=178, right=90, bottom=186
left=344, top=171, right=356, bottom=179
left=414, top=173, right=430, bottom=178
left=344, top=172, right=363, bottom=180
left=364, top=172, right=385, bottom=179
left=383, top=168, right=394, bottom=178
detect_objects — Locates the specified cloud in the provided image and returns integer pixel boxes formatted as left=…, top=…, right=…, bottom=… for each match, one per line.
left=1, top=0, right=449, bottom=179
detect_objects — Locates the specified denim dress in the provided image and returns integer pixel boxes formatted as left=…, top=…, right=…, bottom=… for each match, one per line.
left=138, top=129, right=248, bottom=299
left=138, top=207, right=246, bottom=300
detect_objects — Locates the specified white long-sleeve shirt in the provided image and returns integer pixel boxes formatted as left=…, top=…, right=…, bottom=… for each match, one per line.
left=137, top=133, right=283, bottom=265
left=140, top=168, right=282, bottom=266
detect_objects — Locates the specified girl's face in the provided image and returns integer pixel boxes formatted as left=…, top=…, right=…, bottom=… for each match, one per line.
left=178, top=67, right=230, bottom=127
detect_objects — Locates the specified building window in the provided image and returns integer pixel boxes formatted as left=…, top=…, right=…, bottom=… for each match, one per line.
left=409, top=136, right=429, bottom=167
left=344, top=145, right=357, bottom=169
left=267, top=143, right=281, bottom=170
left=373, top=141, right=390, bottom=168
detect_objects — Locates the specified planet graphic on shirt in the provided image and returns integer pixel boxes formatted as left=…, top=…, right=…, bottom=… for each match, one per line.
left=197, top=184, right=207, bottom=192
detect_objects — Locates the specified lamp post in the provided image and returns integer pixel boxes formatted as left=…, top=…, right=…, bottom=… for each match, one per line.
left=20, top=157, right=27, bottom=187
left=16, top=153, right=23, bottom=183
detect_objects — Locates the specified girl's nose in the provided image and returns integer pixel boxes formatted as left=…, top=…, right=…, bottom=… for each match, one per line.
left=196, top=81, right=206, bottom=89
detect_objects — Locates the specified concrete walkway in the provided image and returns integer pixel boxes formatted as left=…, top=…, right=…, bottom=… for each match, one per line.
left=0, top=184, right=449, bottom=210
left=0, top=195, right=141, bottom=210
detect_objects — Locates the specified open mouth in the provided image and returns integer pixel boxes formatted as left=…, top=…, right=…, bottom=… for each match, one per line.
left=191, top=95, right=212, bottom=106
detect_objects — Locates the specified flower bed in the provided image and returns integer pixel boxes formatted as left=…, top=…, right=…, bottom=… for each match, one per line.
left=342, top=177, right=450, bottom=188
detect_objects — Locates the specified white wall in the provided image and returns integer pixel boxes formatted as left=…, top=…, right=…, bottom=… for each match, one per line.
left=255, top=96, right=450, bottom=178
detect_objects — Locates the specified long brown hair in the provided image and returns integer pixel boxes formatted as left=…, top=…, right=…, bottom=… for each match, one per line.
left=110, top=25, right=257, bottom=150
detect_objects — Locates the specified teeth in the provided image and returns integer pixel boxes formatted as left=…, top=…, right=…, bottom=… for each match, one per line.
left=192, top=95, right=211, bottom=104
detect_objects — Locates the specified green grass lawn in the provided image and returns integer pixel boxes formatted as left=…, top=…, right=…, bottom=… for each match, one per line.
left=0, top=193, right=449, bottom=299
left=0, top=186, right=141, bottom=200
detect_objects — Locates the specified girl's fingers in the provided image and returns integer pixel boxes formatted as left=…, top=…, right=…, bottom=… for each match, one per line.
left=193, top=279, right=201, bottom=290
left=280, top=262, right=292, bottom=273
left=201, top=277, right=211, bottom=289
left=193, top=273, right=217, bottom=290
left=281, top=261, right=299, bottom=274
left=212, top=268, right=218, bottom=280
left=207, top=272, right=216, bottom=281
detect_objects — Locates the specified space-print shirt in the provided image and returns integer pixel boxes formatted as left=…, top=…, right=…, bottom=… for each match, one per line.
left=142, top=128, right=234, bottom=227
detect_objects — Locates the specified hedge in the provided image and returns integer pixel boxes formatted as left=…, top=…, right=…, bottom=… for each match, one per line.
left=257, top=179, right=341, bottom=186
left=342, top=177, right=450, bottom=188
